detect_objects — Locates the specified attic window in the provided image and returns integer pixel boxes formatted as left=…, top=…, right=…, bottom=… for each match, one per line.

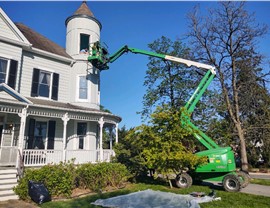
left=80, top=34, right=90, bottom=52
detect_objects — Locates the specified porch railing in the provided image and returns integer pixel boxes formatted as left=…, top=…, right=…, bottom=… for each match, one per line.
left=23, top=149, right=62, bottom=167
left=22, top=149, right=115, bottom=167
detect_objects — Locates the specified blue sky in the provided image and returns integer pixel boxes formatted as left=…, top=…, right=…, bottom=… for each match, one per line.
left=1, top=1, right=270, bottom=129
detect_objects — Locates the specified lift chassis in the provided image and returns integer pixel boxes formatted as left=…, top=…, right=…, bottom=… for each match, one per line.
left=88, top=41, right=250, bottom=192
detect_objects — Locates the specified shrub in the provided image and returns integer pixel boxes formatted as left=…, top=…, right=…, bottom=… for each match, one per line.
left=14, top=162, right=130, bottom=201
left=76, top=162, right=130, bottom=192
left=14, top=161, right=76, bottom=200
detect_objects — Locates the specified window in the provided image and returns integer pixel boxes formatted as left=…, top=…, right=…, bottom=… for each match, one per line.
left=80, top=34, right=90, bottom=52
left=31, top=68, right=59, bottom=100
left=39, top=71, right=51, bottom=97
left=79, top=76, right=88, bottom=100
left=27, top=119, right=56, bottom=150
left=77, top=122, right=87, bottom=149
left=33, top=121, right=47, bottom=149
left=0, top=57, right=18, bottom=89
left=0, top=59, right=8, bottom=83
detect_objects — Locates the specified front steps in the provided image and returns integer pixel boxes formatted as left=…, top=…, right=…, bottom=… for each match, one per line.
left=0, top=168, right=18, bottom=201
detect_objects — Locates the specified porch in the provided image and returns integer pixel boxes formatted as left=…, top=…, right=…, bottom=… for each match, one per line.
left=0, top=97, right=121, bottom=168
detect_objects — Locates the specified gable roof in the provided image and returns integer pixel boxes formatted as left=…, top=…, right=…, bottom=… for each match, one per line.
left=0, top=7, right=30, bottom=44
left=15, top=23, right=72, bottom=59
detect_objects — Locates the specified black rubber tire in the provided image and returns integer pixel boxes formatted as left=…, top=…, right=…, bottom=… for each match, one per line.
left=175, top=172, right=193, bottom=188
left=237, top=171, right=251, bottom=188
left=223, top=174, right=241, bottom=192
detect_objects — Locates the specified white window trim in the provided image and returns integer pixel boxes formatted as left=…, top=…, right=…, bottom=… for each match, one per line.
left=76, top=74, right=90, bottom=102
left=0, top=56, right=11, bottom=83
left=35, top=68, right=54, bottom=100
left=36, top=66, right=55, bottom=73
left=78, top=33, right=91, bottom=54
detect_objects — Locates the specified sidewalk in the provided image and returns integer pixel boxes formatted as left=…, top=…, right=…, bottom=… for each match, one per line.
left=249, top=172, right=270, bottom=180
left=241, top=183, right=270, bottom=197
left=0, top=200, right=37, bottom=208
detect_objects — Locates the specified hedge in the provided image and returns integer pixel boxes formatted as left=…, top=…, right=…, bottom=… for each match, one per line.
left=14, top=161, right=130, bottom=200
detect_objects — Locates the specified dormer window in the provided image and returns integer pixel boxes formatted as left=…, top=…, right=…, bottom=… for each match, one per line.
left=31, top=68, right=59, bottom=100
left=80, top=34, right=90, bottom=53
left=0, top=57, right=18, bottom=89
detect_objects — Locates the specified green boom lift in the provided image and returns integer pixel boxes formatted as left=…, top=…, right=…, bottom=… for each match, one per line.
left=88, top=41, right=250, bottom=192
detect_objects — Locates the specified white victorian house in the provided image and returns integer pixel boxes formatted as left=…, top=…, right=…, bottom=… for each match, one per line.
left=0, top=2, right=121, bottom=168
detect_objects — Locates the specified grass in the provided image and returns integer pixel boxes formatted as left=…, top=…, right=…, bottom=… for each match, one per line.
left=251, top=178, right=270, bottom=186
left=40, top=181, right=270, bottom=208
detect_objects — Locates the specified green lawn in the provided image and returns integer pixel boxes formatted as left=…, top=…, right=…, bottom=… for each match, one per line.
left=40, top=182, right=270, bottom=208
left=251, top=178, right=270, bottom=186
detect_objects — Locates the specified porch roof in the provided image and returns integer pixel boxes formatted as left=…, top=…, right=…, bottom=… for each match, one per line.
left=26, top=97, right=122, bottom=123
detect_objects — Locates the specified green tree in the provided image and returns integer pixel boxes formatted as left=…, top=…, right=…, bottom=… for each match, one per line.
left=187, top=1, right=268, bottom=171
left=114, top=106, right=206, bottom=186
left=238, top=63, right=270, bottom=167
left=141, top=36, right=194, bottom=118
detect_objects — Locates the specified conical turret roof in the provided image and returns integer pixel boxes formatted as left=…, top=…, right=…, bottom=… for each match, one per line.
left=65, top=1, right=101, bottom=29
left=73, top=1, right=94, bottom=17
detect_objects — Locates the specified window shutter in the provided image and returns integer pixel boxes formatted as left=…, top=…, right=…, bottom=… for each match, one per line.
left=52, top=73, right=59, bottom=100
left=27, top=118, right=36, bottom=149
left=7, top=60, right=18, bottom=89
left=31, top=68, right=40, bottom=97
left=47, top=120, right=56, bottom=149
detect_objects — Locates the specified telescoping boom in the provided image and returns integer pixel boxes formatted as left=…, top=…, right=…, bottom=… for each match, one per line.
left=88, top=41, right=218, bottom=150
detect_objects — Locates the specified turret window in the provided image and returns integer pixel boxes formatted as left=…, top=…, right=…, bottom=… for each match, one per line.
left=80, top=34, right=90, bottom=53
left=78, top=75, right=88, bottom=100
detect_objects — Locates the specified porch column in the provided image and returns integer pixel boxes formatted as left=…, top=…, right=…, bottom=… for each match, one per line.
left=16, top=106, right=28, bottom=168
left=109, top=127, right=113, bottom=150
left=62, top=113, right=70, bottom=162
left=115, top=123, right=119, bottom=143
left=98, top=117, right=104, bottom=162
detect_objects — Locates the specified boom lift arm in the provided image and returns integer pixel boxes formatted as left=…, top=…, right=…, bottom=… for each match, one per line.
left=88, top=41, right=218, bottom=150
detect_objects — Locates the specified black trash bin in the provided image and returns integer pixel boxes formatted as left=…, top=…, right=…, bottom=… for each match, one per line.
left=28, top=180, right=51, bottom=204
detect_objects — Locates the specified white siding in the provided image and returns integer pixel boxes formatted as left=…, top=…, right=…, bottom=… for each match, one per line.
left=69, top=61, right=100, bottom=109
left=0, top=42, right=22, bottom=91
left=0, top=14, right=19, bottom=41
left=88, top=122, right=97, bottom=150
left=54, top=119, right=63, bottom=150
left=66, top=120, right=75, bottom=150
left=66, top=18, right=100, bottom=57
left=0, top=91, right=17, bottom=101
left=19, top=51, right=71, bottom=102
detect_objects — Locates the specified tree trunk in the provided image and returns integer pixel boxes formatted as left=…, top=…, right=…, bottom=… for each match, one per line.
left=236, top=123, right=249, bottom=171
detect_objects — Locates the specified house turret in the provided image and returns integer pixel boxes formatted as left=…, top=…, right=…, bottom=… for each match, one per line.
left=65, top=2, right=101, bottom=109
left=65, top=1, right=101, bottom=58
